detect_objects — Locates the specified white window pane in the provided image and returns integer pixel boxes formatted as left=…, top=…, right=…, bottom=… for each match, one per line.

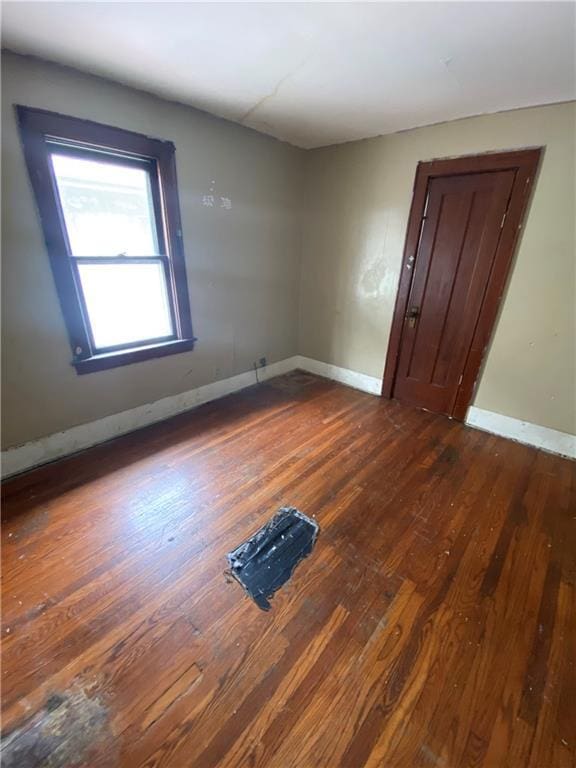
left=51, top=153, right=159, bottom=257
left=78, top=262, right=173, bottom=349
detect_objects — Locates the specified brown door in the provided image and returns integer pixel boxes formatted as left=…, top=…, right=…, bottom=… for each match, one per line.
left=393, top=169, right=515, bottom=417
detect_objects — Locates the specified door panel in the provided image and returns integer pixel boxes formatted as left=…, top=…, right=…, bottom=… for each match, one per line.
left=393, top=170, right=515, bottom=417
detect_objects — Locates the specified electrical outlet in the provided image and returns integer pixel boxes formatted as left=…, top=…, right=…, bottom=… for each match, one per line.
left=259, top=357, right=267, bottom=368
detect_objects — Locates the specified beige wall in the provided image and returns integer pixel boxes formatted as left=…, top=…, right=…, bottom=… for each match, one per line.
left=1, top=52, right=304, bottom=448
left=2, top=51, right=574, bottom=450
left=300, top=102, right=576, bottom=434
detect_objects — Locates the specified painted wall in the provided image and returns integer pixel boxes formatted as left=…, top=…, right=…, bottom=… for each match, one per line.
left=300, top=102, right=576, bottom=434
left=2, top=50, right=574, bottom=451
left=1, top=52, right=304, bottom=448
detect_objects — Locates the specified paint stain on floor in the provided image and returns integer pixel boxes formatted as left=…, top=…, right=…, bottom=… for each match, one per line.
left=1, top=686, right=112, bottom=768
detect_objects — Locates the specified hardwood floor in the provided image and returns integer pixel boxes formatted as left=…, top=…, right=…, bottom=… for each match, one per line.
left=1, top=372, right=574, bottom=768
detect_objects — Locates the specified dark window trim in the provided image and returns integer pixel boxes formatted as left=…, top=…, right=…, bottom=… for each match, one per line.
left=16, top=105, right=196, bottom=374
left=74, top=338, right=197, bottom=375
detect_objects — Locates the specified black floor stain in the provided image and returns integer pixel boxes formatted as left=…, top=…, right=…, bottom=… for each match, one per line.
left=1, top=687, right=110, bottom=768
left=267, top=371, right=319, bottom=394
left=226, top=507, right=319, bottom=610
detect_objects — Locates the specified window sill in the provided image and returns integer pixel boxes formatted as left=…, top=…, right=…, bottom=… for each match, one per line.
left=74, top=338, right=196, bottom=374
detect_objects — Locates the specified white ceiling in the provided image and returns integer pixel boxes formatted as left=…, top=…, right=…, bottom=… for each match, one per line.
left=2, top=1, right=575, bottom=148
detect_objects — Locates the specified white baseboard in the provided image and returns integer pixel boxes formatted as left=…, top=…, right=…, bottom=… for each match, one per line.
left=294, top=356, right=383, bottom=395
left=2, top=356, right=383, bottom=478
left=1, top=356, right=299, bottom=479
left=466, top=406, right=576, bottom=459
left=4, top=359, right=571, bottom=478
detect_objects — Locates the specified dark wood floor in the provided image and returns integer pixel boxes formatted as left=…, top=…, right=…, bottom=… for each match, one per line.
left=1, top=372, right=575, bottom=768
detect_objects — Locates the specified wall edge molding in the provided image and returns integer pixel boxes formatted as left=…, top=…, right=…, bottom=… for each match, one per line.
left=1, top=356, right=300, bottom=479
left=3, top=360, right=572, bottom=478
left=294, top=355, right=383, bottom=395
left=465, top=406, right=576, bottom=459
left=1, top=355, right=383, bottom=478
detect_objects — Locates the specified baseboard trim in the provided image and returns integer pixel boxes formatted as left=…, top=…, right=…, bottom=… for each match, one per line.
left=1, top=356, right=383, bottom=478
left=466, top=406, right=576, bottom=459
left=294, top=356, right=383, bottom=395
left=1, top=356, right=299, bottom=479
left=6, top=359, right=570, bottom=478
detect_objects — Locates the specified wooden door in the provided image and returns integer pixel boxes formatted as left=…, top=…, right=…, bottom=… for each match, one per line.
left=384, top=149, right=542, bottom=420
left=392, top=170, right=514, bottom=417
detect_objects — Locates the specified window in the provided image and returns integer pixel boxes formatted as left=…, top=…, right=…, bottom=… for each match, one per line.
left=17, top=106, right=195, bottom=373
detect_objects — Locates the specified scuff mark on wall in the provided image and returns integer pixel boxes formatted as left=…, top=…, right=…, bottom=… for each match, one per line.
left=201, top=179, right=232, bottom=209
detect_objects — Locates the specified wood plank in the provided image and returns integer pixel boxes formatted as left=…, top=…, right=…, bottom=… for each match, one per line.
left=1, top=372, right=574, bottom=767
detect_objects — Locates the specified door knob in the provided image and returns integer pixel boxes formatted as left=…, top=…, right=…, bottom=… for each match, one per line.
left=406, top=306, right=420, bottom=328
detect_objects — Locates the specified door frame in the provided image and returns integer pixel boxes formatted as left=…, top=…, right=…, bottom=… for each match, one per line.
left=381, top=147, right=543, bottom=421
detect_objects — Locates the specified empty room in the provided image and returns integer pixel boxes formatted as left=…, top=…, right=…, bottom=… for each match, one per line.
left=1, top=1, right=575, bottom=766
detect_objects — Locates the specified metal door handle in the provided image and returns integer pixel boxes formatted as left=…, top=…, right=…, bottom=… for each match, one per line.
left=406, top=306, right=420, bottom=328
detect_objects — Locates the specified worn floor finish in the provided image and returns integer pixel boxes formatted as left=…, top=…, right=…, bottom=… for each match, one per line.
left=1, top=373, right=575, bottom=768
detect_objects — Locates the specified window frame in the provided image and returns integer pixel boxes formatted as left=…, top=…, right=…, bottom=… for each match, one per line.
left=16, top=105, right=196, bottom=374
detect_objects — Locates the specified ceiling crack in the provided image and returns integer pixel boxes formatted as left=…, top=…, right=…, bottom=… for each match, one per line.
left=239, top=56, right=309, bottom=124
